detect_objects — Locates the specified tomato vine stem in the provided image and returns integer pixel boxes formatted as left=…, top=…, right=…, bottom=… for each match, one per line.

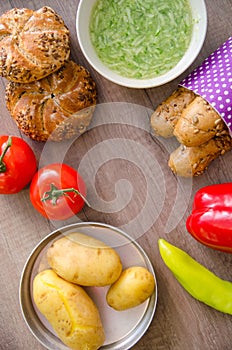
left=0, top=136, right=12, bottom=173
left=41, top=183, right=90, bottom=207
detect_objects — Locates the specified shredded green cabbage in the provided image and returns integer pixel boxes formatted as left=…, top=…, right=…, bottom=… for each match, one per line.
left=90, top=0, right=193, bottom=79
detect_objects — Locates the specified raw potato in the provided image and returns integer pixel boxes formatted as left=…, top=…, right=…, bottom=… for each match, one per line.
left=106, top=266, right=155, bottom=311
left=47, top=232, right=122, bottom=286
left=33, top=269, right=105, bottom=350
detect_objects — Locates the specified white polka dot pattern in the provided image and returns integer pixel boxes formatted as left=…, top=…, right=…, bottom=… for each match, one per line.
left=180, top=37, right=232, bottom=134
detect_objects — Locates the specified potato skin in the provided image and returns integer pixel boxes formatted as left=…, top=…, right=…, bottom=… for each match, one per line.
left=33, top=269, right=105, bottom=350
left=47, top=232, right=122, bottom=286
left=106, top=266, right=155, bottom=311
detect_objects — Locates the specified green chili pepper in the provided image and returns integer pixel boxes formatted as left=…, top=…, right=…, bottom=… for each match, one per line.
left=158, top=238, right=232, bottom=315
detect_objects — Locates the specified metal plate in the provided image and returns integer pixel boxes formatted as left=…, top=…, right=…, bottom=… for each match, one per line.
left=19, top=222, right=157, bottom=350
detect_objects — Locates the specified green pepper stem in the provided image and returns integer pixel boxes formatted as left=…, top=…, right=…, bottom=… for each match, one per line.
left=0, top=136, right=12, bottom=173
left=41, top=183, right=91, bottom=207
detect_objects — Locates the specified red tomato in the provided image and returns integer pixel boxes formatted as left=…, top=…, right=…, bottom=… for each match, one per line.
left=30, top=163, right=88, bottom=220
left=0, top=135, right=37, bottom=194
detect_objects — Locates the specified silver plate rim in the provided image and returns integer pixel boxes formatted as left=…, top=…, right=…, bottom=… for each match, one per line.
left=19, top=221, right=158, bottom=350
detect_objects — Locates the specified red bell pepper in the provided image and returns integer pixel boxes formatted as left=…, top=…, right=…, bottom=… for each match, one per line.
left=186, top=183, right=232, bottom=253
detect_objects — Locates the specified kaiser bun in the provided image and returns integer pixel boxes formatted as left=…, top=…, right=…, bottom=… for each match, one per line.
left=6, top=60, right=97, bottom=142
left=0, top=6, right=70, bottom=82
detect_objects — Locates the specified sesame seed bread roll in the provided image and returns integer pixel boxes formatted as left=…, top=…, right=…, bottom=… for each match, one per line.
left=168, top=132, right=232, bottom=177
left=6, top=60, right=97, bottom=142
left=0, top=7, right=70, bottom=82
left=173, top=96, right=226, bottom=147
left=150, top=87, right=195, bottom=138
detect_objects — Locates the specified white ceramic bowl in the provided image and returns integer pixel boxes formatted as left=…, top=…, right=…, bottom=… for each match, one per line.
left=76, top=0, right=207, bottom=89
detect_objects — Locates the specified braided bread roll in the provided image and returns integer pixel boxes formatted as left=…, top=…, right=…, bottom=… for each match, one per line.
left=6, top=60, right=97, bottom=142
left=0, top=6, right=70, bottom=82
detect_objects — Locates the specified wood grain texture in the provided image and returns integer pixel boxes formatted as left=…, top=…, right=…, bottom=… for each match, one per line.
left=0, top=1, right=231, bottom=350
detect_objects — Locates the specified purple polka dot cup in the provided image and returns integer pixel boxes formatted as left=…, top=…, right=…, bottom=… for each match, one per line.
left=180, top=37, right=232, bottom=135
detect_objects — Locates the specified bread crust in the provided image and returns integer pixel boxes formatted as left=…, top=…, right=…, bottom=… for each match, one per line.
left=169, top=131, right=232, bottom=177
left=173, top=96, right=225, bottom=147
left=6, top=60, right=97, bottom=141
left=150, top=86, right=231, bottom=177
left=150, top=87, right=195, bottom=137
left=0, top=7, right=70, bottom=82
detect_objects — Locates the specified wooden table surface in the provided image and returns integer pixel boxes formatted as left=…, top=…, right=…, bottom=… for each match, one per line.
left=0, top=1, right=231, bottom=349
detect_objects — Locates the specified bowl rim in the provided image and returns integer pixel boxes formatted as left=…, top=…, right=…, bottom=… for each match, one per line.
left=76, top=0, right=207, bottom=88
